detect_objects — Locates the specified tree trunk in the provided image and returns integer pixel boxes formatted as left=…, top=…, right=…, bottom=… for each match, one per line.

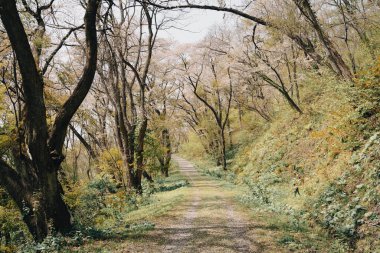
left=293, top=0, right=353, bottom=81
left=143, top=170, right=154, bottom=183
left=43, top=170, right=72, bottom=233
left=0, top=161, right=71, bottom=242
left=227, top=118, right=233, bottom=148
left=159, top=128, right=171, bottom=177
left=280, top=89, right=303, bottom=114
left=130, top=172, right=143, bottom=194
left=220, top=128, right=227, bottom=171
left=0, top=0, right=99, bottom=241
left=159, top=158, right=170, bottom=177
left=134, top=118, right=148, bottom=193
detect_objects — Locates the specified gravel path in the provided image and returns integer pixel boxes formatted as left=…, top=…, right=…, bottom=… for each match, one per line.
left=157, top=156, right=260, bottom=253
left=116, top=156, right=286, bottom=253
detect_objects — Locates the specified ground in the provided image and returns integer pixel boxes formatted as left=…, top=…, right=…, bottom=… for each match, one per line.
left=72, top=156, right=332, bottom=253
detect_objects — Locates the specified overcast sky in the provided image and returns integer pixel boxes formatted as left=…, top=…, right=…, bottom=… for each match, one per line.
left=158, top=9, right=226, bottom=44
left=58, top=1, right=228, bottom=44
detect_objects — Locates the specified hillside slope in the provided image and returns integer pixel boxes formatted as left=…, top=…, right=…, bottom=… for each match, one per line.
left=180, top=67, right=380, bottom=252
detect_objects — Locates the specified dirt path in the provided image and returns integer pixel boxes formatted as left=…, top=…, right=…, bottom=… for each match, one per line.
left=159, top=156, right=257, bottom=253
left=115, top=156, right=287, bottom=253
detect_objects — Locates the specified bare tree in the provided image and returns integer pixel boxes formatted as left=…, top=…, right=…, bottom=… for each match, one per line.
left=292, top=0, right=353, bottom=80
left=180, top=56, right=233, bottom=170
left=97, top=1, right=160, bottom=192
left=237, top=27, right=303, bottom=114
left=141, top=0, right=353, bottom=80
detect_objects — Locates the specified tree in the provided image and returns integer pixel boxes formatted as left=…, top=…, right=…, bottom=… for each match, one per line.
left=241, top=26, right=303, bottom=114
left=292, top=0, right=353, bottom=80
left=141, top=0, right=353, bottom=80
left=97, top=1, right=161, bottom=193
left=179, top=54, right=233, bottom=170
left=0, top=0, right=100, bottom=241
left=150, top=79, right=175, bottom=177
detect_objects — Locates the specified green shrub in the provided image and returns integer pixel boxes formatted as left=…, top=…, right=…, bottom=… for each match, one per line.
left=65, top=175, right=125, bottom=228
left=278, top=235, right=297, bottom=245
left=0, top=190, right=29, bottom=250
left=20, top=234, right=66, bottom=253
left=154, top=180, right=189, bottom=193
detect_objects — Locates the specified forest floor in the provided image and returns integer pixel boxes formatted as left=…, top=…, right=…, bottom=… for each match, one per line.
left=72, top=156, right=331, bottom=253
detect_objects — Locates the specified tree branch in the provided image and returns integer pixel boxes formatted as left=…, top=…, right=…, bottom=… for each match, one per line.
left=0, top=159, right=27, bottom=207
left=42, top=25, right=84, bottom=75
left=48, top=0, right=100, bottom=155
left=0, top=0, right=50, bottom=167
left=69, top=124, right=97, bottom=158
left=138, top=0, right=268, bottom=26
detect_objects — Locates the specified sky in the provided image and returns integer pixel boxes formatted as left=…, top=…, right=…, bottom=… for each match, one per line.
left=57, top=1, right=228, bottom=45
left=158, top=9, right=226, bottom=44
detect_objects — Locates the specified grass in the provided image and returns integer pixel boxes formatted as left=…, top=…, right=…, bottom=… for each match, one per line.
left=64, top=157, right=330, bottom=252
left=124, top=170, right=190, bottom=223
left=58, top=166, right=192, bottom=252
left=192, top=161, right=349, bottom=252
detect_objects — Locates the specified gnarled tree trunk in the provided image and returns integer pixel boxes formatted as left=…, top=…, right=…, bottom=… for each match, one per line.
left=0, top=0, right=100, bottom=241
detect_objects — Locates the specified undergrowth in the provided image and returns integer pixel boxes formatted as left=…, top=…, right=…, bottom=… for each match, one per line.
left=0, top=164, right=189, bottom=253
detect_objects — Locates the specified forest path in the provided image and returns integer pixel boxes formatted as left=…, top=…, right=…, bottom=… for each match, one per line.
left=115, top=156, right=286, bottom=253
left=158, top=156, right=256, bottom=253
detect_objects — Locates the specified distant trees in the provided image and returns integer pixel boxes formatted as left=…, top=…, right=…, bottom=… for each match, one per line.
left=239, top=25, right=303, bottom=114
left=173, top=39, right=233, bottom=169
left=135, top=0, right=379, bottom=170
left=186, top=61, right=232, bottom=170
left=149, top=71, right=176, bottom=177
left=0, top=0, right=100, bottom=241
left=156, top=105, right=172, bottom=177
